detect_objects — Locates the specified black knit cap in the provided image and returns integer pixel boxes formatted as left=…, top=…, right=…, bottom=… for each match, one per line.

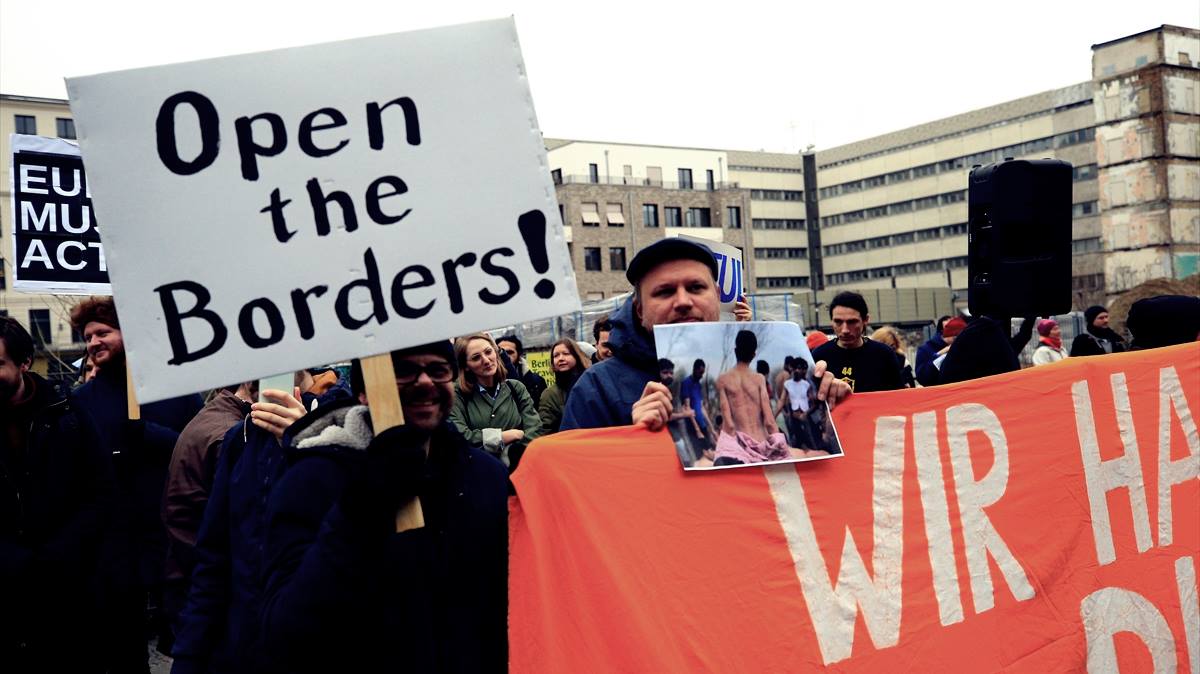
left=1126, top=295, right=1200, bottom=350
left=625, top=238, right=719, bottom=287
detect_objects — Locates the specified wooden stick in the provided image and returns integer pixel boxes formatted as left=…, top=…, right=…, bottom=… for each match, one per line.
left=126, top=362, right=141, bottom=421
left=360, top=353, right=425, bottom=533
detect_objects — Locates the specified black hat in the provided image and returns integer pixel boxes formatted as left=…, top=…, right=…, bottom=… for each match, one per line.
left=1126, top=295, right=1200, bottom=350
left=625, top=238, right=719, bottom=287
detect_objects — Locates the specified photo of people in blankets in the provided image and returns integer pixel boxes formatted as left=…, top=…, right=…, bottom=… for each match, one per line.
left=653, top=321, right=843, bottom=470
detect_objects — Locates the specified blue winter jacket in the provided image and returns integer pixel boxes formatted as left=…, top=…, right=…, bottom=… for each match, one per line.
left=171, top=387, right=352, bottom=674
left=914, top=334, right=948, bottom=387
left=258, top=401, right=509, bottom=673
left=561, top=297, right=659, bottom=430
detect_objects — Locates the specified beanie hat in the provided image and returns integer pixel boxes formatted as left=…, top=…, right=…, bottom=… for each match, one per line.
left=942, top=317, right=967, bottom=339
left=806, top=331, right=830, bottom=351
left=1083, top=305, right=1107, bottom=326
left=1036, top=319, right=1058, bottom=337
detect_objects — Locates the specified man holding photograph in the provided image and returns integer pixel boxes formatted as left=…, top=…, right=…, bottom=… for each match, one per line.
left=562, top=238, right=851, bottom=431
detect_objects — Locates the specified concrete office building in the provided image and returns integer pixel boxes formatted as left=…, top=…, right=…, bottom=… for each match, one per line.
left=550, top=24, right=1197, bottom=316
left=0, top=93, right=86, bottom=376
left=1091, top=25, right=1200, bottom=292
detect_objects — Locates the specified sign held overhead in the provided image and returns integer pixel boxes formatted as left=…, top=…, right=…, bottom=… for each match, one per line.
left=66, top=18, right=579, bottom=403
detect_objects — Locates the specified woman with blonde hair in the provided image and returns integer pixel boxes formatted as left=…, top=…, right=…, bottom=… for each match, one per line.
left=450, top=333, right=542, bottom=471
left=538, top=338, right=592, bottom=434
left=870, top=326, right=915, bottom=388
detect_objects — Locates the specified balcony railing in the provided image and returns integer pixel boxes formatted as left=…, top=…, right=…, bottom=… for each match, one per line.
left=554, top=174, right=739, bottom=191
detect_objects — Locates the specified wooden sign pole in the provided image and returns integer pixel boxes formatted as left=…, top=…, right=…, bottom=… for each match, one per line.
left=360, top=353, right=425, bottom=532
left=126, top=362, right=141, bottom=420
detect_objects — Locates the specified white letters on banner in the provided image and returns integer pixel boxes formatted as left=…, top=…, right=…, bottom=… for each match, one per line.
left=66, top=19, right=579, bottom=402
left=8, top=134, right=110, bottom=295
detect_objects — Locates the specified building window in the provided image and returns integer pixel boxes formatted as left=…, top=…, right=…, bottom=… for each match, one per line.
left=754, top=248, right=806, bottom=259
left=643, top=204, right=659, bottom=227
left=583, top=247, right=602, bottom=271
left=558, top=203, right=565, bottom=225
left=917, top=227, right=941, bottom=241
left=726, top=206, right=741, bottom=229
left=56, top=118, right=76, bottom=139
left=29, top=309, right=51, bottom=347
left=892, top=232, right=915, bottom=244
left=588, top=164, right=599, bottom=183
left=706, top=169, right=715, bottom=190
left=0, top=260, right=6, bottom=290
left=919, top=260, right=944, bottom=272
left=1072, top=237, right=1102, bottom=254
left=71, top=323, right=84, bottom=344
left=581, top=202, right=601, bottom=226
left=756, top=276, right=809, bottom=289
left=1072, top=164, right=1098, bottom=182
left=752, top=218, right=805, bottom=230
left=551, top=168, right=563, bottom=185
left=664, top=206, right=682, bottom=228
left=946, top=256, right=969, bottom=269
left=686, top=207, right=711, bottom=228
left=677, top=168, right=693, bottom=190
left=940, top=190, right=966, bottom=205
left=942, top=223, right=968, bottom=236
left=1071, top=201, right=1098, bottom=217
left=15, top=115, right=36, bottom=135
left=868, top=236, right=890, bottom=249
left=609, top=247, right=627, bottom=271
left=605, top=203, right=625, bottom=227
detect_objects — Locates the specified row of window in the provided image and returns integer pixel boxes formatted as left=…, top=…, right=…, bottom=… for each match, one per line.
left=817, top=127, right=1097, bottom=198
left=563, top=165, right=720, bottom=191
left=820, top=190, right=967, bottom=227
left=584, top=203, right=742, bottom=228
left=752, top=218, right=806, bottom=230
left=756, top=276, right=809, bottom=289
left=824, top=256, right=970, bottom=284
left=582, top=246, right=628, bottom=272
left=823, top=223, right=960, bottom=256
left=749, top=189, right=803, bottom=201
left=14, top=115, right=76, bottom=139
left=728, top=165, right=803, bottom=174
left=817, top=98, right=1092, bottom=169
left=754, top=247, right=807, bottom=259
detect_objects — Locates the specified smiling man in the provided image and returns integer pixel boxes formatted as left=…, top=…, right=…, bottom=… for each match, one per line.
left=258, top=340, right=508, bottom=672
left=68, top=296, right=204, bottom=670
left=561, top=238, right=850, bottom=430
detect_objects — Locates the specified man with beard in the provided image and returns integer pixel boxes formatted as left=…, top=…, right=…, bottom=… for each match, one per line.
left=69, top=296, right=204, bottom=670
left=1, top=317, right=114, bottom=671
left=1069, top=305, right=1127, bottom=357
left=562, top=238, right=850, bottom=430
left=259, top=341, right=509, bottom=672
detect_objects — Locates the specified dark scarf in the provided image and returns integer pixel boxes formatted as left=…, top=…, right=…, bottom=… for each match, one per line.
left=554, top=369, right=581, bottom=398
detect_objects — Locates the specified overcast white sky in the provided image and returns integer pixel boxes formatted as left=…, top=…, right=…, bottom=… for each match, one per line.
left=1, top=0, right=1195, bottom=152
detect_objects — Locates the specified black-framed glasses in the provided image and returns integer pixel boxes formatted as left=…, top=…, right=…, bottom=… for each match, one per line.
left=394, top=361, right=455, bottom=384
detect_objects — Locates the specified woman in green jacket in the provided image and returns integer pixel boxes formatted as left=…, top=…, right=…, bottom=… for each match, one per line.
left=450, top=333, right=542, bottom=471
left=538, top=338, right=592, bottom=434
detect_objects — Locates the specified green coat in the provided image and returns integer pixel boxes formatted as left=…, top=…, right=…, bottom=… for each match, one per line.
left=538, top=384, right=568, bottom=434
left=450, top=379, right=542, bottom=470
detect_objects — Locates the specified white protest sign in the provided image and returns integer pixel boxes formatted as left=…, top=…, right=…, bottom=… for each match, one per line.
left=66, top=18, right=579, bottom=403
left=8, top=134, right=111, bottom=294
left=673, top=234, right=744, bottom=320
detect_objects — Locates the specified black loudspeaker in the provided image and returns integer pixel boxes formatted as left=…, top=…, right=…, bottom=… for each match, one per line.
left=968, top=159, right=1073, bottom=318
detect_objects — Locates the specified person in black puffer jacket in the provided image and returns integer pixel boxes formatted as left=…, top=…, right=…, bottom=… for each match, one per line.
left=1070, top=305, right=1127, bottom=357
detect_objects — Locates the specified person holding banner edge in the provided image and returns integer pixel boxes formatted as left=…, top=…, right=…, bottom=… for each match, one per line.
left=561, top=238, right=850, bottom=431
left=258, top=341, right=508, bottom=673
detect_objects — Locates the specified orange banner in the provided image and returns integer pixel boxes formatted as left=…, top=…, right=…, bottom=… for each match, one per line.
left=510, top=344, right=1200, bottom=672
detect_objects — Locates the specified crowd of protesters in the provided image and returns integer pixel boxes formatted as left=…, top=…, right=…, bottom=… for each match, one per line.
left=2, top=234, right=1196, bottom=672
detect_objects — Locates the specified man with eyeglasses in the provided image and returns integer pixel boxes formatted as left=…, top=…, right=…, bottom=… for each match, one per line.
left=258, top=340, right=508, bottom=673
